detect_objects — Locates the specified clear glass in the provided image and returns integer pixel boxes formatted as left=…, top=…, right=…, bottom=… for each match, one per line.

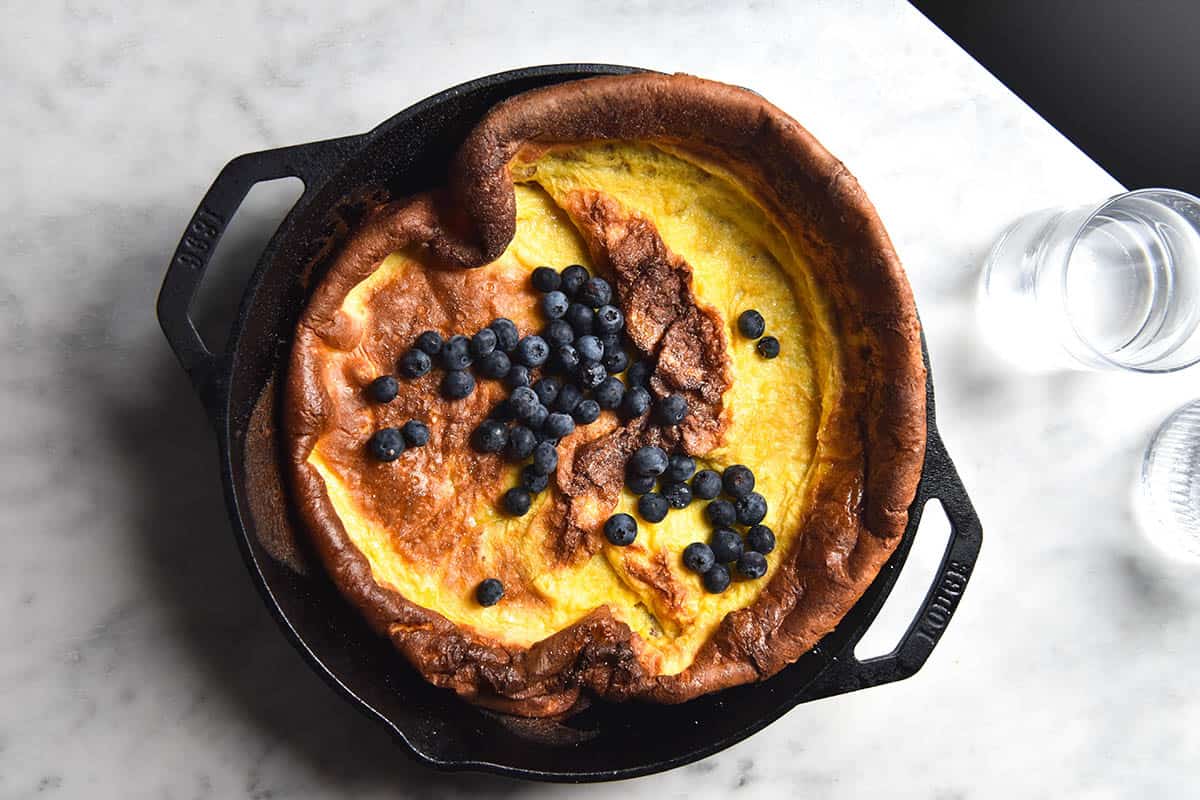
left=1138, top=399, right=1200, bottom=563
left=979, top=188, right=1200, bottom=372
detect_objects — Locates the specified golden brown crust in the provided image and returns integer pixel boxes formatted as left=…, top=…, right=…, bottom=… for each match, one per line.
left=284, top=73, right=926, bottom=715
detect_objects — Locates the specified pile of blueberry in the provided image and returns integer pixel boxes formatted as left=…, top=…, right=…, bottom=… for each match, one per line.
left=601, top=446, right=693, bottom=546
left=394, top=320, right=523, bottom=402
left=737, top=309, right=780, bottom=359
left=686, top=464, right=773, bottom=593
left=374, top=263, right=690, bottom=521
left=604, top=457, right=774, bottom=594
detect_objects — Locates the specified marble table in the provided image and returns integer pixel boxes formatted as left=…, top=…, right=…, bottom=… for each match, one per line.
left=3, top=1, right=1198, bottom=797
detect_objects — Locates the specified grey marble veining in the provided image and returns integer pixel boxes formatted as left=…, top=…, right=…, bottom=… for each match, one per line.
left=2, top=1, right=1198, bottom=797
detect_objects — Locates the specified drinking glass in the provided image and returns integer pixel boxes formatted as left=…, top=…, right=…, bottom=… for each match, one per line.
left=979, top=188, right=1200, bottom=372
left=1138, top=399, right=1200, bottom=563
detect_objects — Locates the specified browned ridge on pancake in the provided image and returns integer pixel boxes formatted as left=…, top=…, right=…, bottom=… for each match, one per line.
left=285, top=72, right=925, bottom=716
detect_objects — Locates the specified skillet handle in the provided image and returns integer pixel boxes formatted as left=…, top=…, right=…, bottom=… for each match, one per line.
left=806, top=429, right=983, bottom=698
left=156, top=135, right=359, bottom=420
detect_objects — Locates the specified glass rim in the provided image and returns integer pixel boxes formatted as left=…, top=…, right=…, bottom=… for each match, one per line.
left=1060, top=187, right=1200, bottom=374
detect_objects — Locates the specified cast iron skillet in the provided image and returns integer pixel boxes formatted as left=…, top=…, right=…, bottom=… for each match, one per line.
left=156, top=64, right=983, bottom=782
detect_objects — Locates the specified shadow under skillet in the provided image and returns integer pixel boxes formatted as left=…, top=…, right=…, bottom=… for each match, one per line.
left=101, top=231, right=532, bottom=795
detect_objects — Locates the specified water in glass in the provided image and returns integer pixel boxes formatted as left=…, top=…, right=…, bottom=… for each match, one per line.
left=980, top=189, right=1200, bottom=372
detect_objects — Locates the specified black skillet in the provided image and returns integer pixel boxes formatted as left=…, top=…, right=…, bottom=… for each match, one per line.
left=156, top=64, right=983, bottom=782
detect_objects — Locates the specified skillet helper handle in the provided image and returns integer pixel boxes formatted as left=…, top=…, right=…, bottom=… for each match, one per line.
left=156, top=136, right=356, bottom=420
left=809, top=429, right=983, bottom=697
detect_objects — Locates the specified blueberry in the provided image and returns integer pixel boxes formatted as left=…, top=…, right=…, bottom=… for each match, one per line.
left=662, top=481, right=692, bottom=509
left=515, top=335, right=550, bottom=367
left=506, top=425, right=537, bottom=461
left=626, top=472, right=656, bottom=494
left=637, top=492, right=669, bottom=523
left=703, top=564, right=731, bottom=594
left=399, top=348, right=432, bottom=378
left=746, top=524, right=776, bottom=554
left=706, top=498, right=737, bottom=527
left=596, top=304, right=624, bottom=334
left=576, top=335, right=604, bottom=363
left=602, top=348, right=629, bottom=374
left=566, top=302, right=595, bottom=335
left=476, top=578, right=504, bottom=606
left=578, top=276, right=612, bottom=308
left=542, top=290, right=569, bottom=320
left=477, top=350, right=511, bottom=379
left=665, top=454, right=696, bottom=483
left=367, top=375, right=398, bottom=403
left=415, top=330, right=443, bottom=356
left=629, top=446, right=668, bottom=477
left=445, top=331, right=473, bottom=368
left=573, top=399, right=601, bottom=425
left=620, top=385, right=652, bottom=418
left=625, top=360, right=652, bottom=386
left=532, top=377, right=560, bottom=407
left=401, top=419, right=429, bottom=447
left=554, top=384, right=583, bottom=414
left=510, top=386, right=540, bottom=421
left=535, top=428, right=558, bottom=445
left=604, top=513, right=638, bottom=546
left=710, top=528, right=743, bottom=563
left=722, top=465, right=755, bottom=498
left=682, top=542, right=716, bottom=574
left=532, top=266, right=561, bottom=292
left=502, top=487, right=532, bottom=516
left=736, top=551, right=768, bottom=579
left=737, top=309, right=766, bottom=339
left=544, top=319, right=574, bottom=348
left=756, top=336, right=781, bottom=359
left=470, top=327, right=497, bottom=358
left=655, top=394, right=689, bottom=426
left=599, top=332, right=622, bottom=356
left=692, top=469, right=722, bottom=500
left=594, top=377, right=625, bottom=410
left=544, top=412, right=575, bottom=439
left=504, top=364, right=531, bottom=389
left=531, top=441, right=558, bottom=475
left=441, top=370, right=475, bottom=399
left=552, top=343, right=581, bottom=374
left=490, top=318, right=519, bottom=352
left=578, top=361, right=607, bottom=390
left=440, top=335, right=472, bottom=370
left=521, top=463, right=550, bottom=493
left=735, top=492, right=768, bottom=525
left=367, top=428, right=404, bottom=461
left=528, top=403, right=549, bottom=431
left=560, top=264, right=590, bottom=296
left=472, top=419, right=509, bottom=453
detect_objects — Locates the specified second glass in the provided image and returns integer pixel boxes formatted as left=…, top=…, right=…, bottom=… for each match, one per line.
left=1139, top=399, right=1200, bottom=563
left=979, top=188, right=1200, bottom=372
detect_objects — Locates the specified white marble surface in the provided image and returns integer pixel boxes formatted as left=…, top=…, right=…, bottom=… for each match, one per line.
left=3, top=1, right=1198, bottom=797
